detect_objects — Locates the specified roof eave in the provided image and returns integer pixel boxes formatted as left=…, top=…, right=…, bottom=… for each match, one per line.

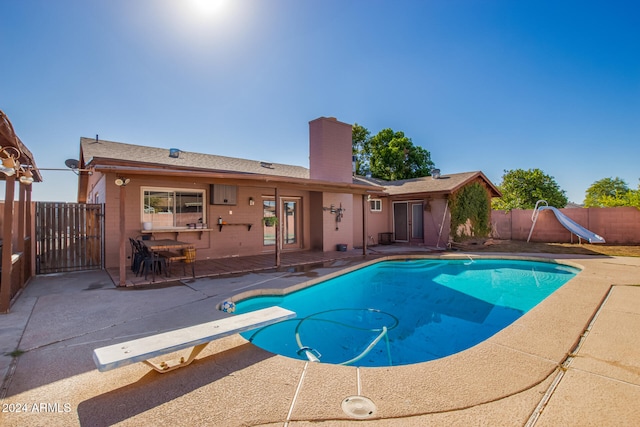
left=92, top=164, right=384, bottom=195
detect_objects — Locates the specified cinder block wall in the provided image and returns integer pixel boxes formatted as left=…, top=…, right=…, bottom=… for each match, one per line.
left=491, top=207, right=640, bottom=243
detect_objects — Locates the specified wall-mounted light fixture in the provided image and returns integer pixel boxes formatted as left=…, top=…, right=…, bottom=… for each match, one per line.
left=19, top=167, right=34, bottom=184
left=115, top=177, right=130, bottom=186
left=0, top=146, right=21, bottom=176
left=249, top=197, right=255, bottom=206
left=0, top=146, right=35, bottom=184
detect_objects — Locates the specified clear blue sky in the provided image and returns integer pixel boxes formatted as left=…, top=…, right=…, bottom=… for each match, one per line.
left=2, top=0, right=638, bottom=204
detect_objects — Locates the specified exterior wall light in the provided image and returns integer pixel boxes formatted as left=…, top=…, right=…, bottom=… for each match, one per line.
left=18, top=167, right=34, bottom=184
left=0, top=146, right=21, bottom=176
left=115, top=177, right=130, bottom=186
left=249, top=197, right=254, bottom=206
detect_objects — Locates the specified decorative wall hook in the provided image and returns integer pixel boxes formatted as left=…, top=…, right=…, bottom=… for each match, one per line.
left=323, top=203, right=346, bottom=230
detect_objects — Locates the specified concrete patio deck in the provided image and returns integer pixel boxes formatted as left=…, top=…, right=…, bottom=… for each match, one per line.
left=0, top=247, right=639, bottom=426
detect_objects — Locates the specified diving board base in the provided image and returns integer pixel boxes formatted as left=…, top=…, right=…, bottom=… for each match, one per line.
left=142, top=343, right=209, bottom=373
left=93, top=306, right=295, bottom=373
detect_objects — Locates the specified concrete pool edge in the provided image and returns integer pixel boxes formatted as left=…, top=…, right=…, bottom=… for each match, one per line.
left=218, top=254, right=608, bottom=419
left=280, top=254, right=635, bottom=422
left=3, top=253, right=639, bottom=426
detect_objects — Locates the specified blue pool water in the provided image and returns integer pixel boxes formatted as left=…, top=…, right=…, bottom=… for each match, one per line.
left=234, top=259, right=579, bottom=367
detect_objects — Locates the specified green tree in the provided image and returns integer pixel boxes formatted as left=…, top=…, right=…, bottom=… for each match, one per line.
left=628, top=186, right=640, bottom=209
left=364, top=128, right=435, bottom=180
left=584, top=177, right=630, bottom=207
left=352, top=123, right=370, bottom=176
left=492, top=168, right=568, bottom=211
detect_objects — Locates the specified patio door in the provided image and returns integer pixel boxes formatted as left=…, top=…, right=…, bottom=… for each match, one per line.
left=281, top=198, right=300, bottom=249
left=393, top=202, right=408, bottom=242
left=393, top=201, right=424, bottom=244
left=411, top=203, right=424, bottom=243
left=263, top=197, right=301, bottom=250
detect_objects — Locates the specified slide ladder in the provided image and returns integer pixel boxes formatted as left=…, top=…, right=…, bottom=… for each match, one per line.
left=527, top=200, right=548, bottom=242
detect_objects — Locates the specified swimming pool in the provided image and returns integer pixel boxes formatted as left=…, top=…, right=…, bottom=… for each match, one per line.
left=232, top=258, right=580, bottom=367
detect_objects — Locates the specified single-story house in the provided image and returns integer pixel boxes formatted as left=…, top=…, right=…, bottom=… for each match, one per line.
left=353, top=170, right=501, bottom=248
left=76, top=117, right=500, bottom=284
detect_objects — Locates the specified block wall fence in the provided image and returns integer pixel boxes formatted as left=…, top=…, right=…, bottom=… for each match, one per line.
left=492, top=206, right=640, bottom=244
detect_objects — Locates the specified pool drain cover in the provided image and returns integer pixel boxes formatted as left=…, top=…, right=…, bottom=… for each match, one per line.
left=341, top=395, right=377, bottom=419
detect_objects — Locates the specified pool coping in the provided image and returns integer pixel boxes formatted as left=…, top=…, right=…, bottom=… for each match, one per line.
left=222, top=254, right=604, bottom=421
left=2, top=252, right=639, bottom=426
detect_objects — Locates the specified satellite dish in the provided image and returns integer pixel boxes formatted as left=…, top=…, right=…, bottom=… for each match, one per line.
left=65, top=159, right=80, bottom=169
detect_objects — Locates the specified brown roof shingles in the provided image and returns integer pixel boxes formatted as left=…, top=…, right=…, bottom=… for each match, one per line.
left=354, top=171, right=501, bottom=197
left=81, top=138, right=309, bottom=179
left=81, top=138, right=499, bottom=197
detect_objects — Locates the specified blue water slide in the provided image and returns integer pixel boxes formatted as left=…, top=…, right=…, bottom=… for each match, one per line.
left=535, top=205, right=606, bottom=244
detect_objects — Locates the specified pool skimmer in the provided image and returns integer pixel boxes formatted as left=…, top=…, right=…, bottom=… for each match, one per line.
left=341, top=395, right=377, bottom=419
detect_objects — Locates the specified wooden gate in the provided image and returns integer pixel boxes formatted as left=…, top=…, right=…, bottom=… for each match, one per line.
left=35, top=202, right=104, bottom=274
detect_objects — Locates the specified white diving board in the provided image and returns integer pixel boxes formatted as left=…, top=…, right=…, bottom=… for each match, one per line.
left=93, top=306, right=295, bottom=373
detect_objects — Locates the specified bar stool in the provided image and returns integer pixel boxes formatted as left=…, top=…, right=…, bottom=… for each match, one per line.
left=183, top=247, right=196, bottom=278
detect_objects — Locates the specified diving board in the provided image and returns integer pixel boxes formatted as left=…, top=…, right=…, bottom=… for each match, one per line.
left=93, top=306, right=296, bottom=373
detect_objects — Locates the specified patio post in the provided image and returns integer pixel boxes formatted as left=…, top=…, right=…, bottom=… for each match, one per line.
left=362, top=194, right=367, bottom=256
left=275, top=186, right=281, bottom=267
left=118, top=183, right=126, bottom=286
left=25, top=185, right=32, bottom=276
left=1, top=175, right=16, bottom=312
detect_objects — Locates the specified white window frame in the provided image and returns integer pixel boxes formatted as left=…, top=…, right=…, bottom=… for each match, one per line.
left=369, top=198, right=382, bottom=212
left=141, top=186, right=207, bottom=229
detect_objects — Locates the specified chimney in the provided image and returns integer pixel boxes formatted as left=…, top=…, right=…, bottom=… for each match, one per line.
left=309, top=117, right=353, bottom=183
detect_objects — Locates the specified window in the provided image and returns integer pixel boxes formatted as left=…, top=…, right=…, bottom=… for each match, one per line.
left=142, top=188, right=206, bottom=229
left=369, top=199, right=382, bottom=212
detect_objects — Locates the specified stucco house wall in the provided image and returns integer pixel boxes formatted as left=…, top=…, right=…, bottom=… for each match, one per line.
left=423, top=197, right=450, bottom=247
left=96, top=171, right=318, bottom=269
left=319, top=192, right=353, bottom=251
left=353, top=196, right=392, bottom=247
